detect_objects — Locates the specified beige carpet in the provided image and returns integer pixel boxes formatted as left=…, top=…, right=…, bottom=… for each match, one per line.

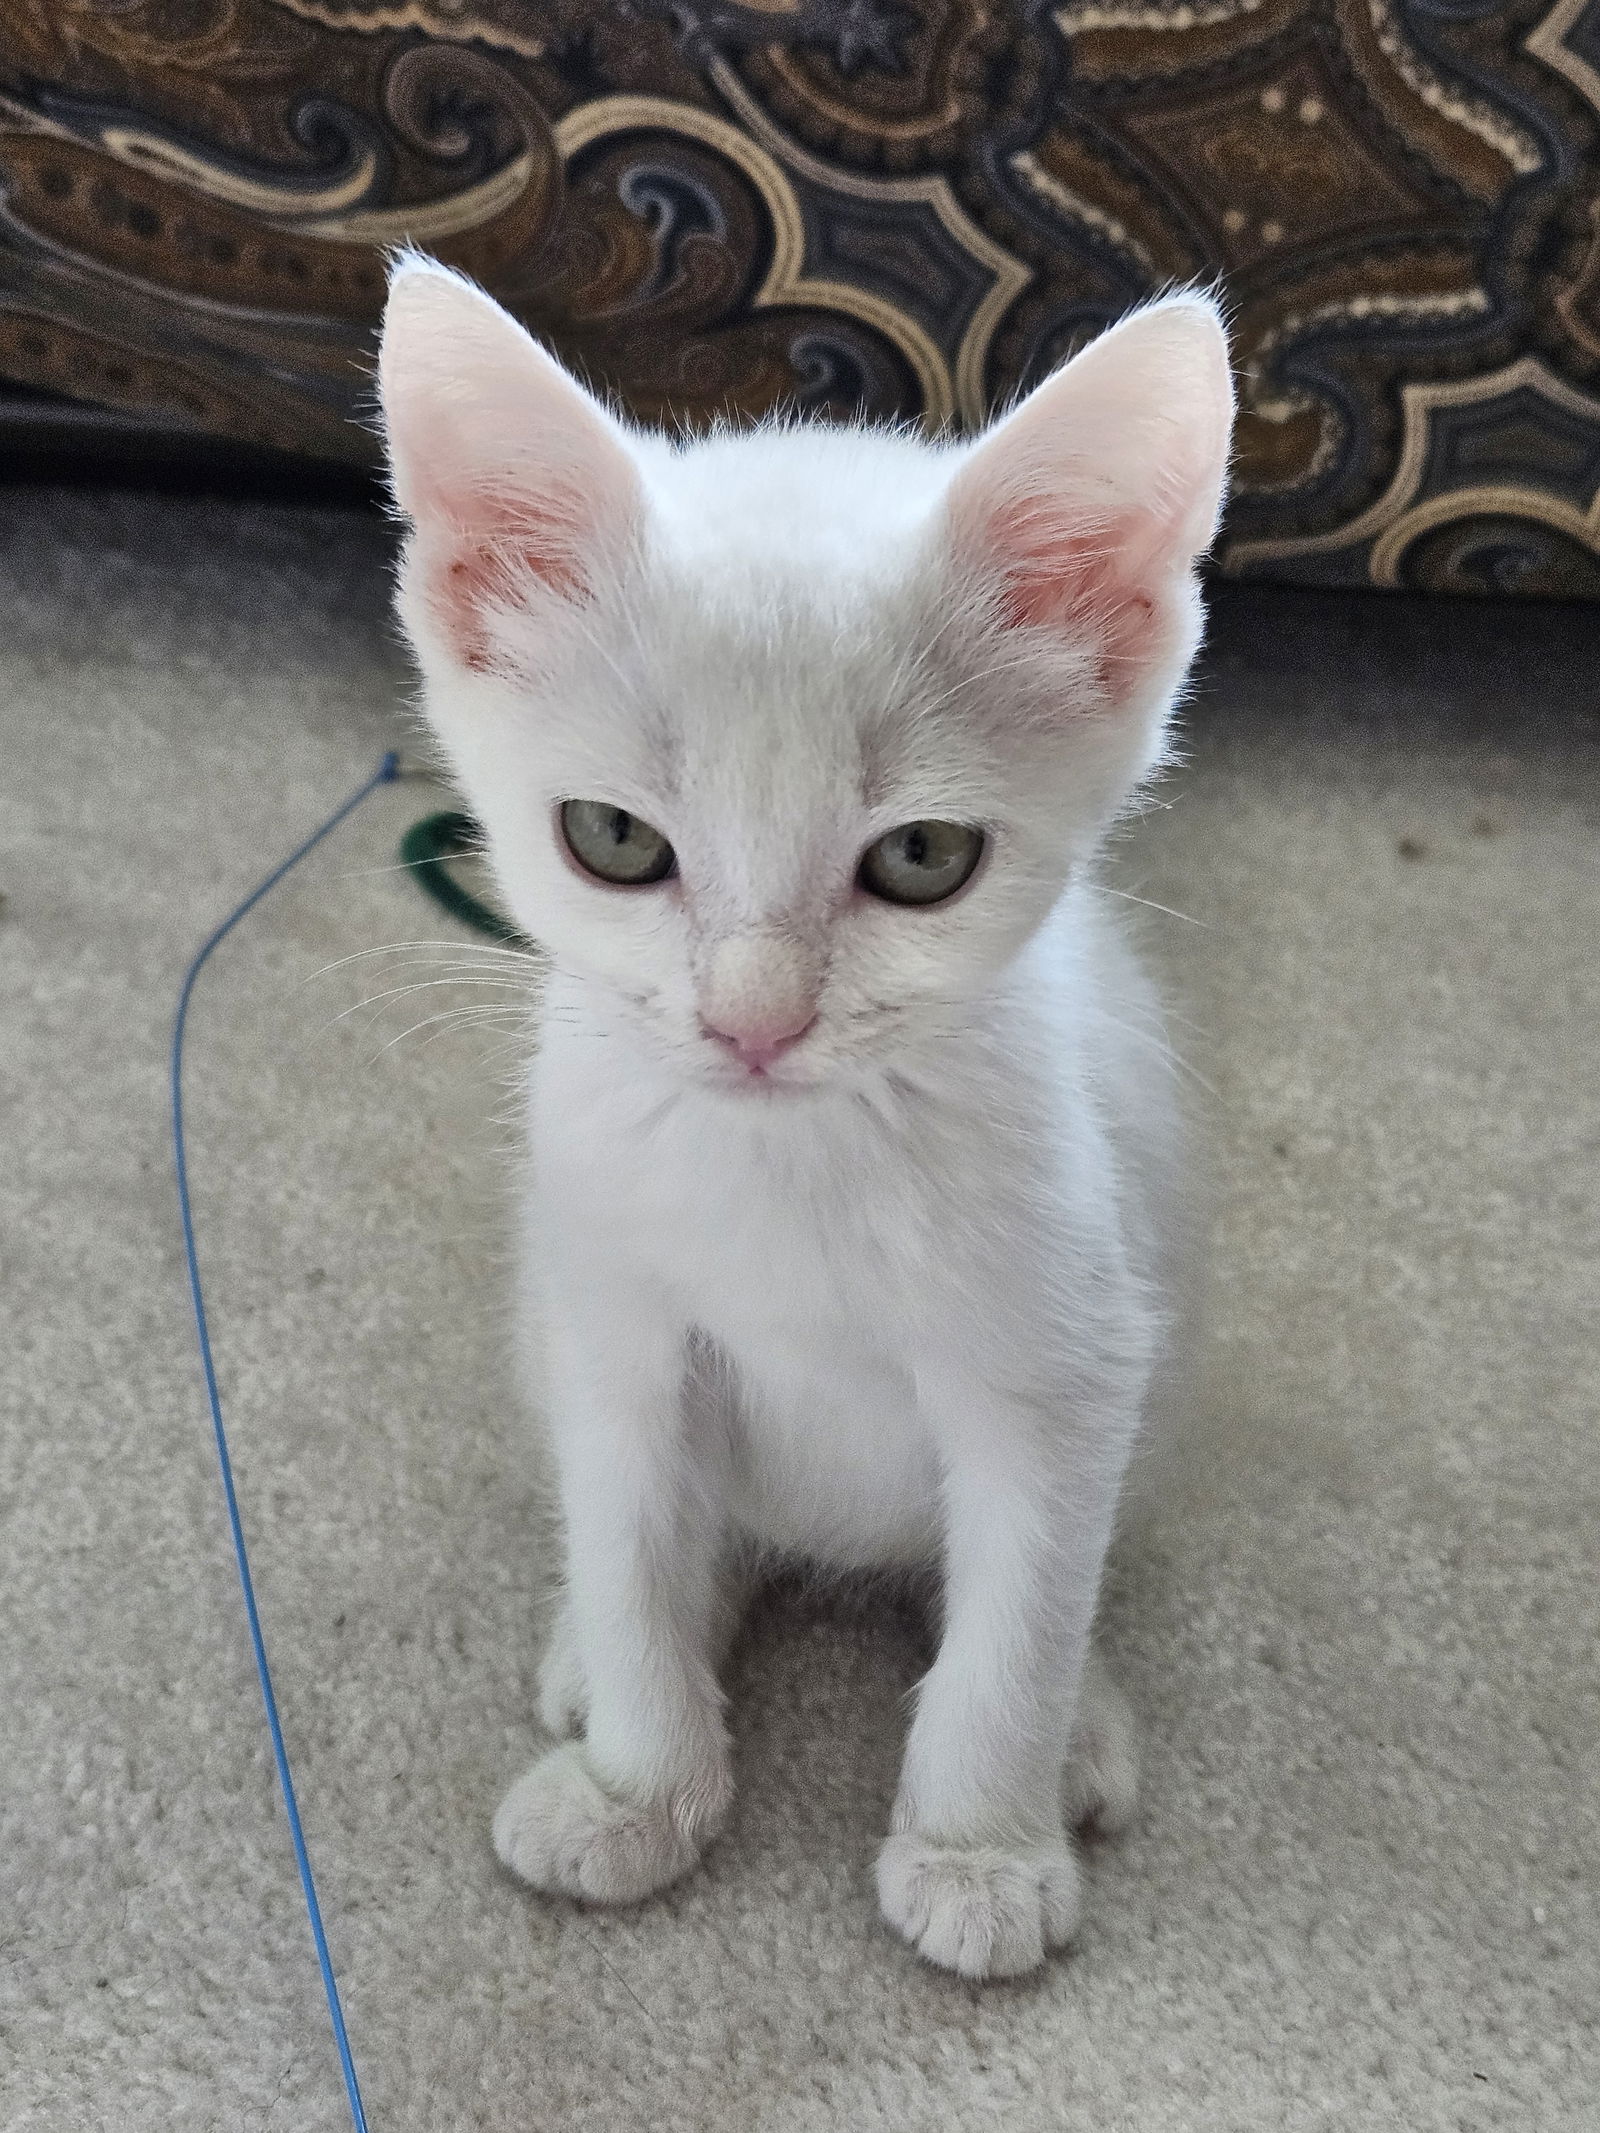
left=3, top=486, right=1596, bottom=2132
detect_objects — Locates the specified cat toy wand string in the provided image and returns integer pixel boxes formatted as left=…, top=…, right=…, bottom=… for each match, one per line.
left=170, top=751, right=403, bottom=2133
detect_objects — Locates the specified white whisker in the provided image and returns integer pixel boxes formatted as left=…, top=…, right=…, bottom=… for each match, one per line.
left=331, top=973, right=536, bottom=1026
left=1099, top=886, right=1208, bottom=928
left=366, top=1002, right=533, bottom=1062
left=304, top=938, right=540, bottom=984
left=1095, top=1009, right=1216, bottom=1098
left=908, top=650, right=1047, bottom=721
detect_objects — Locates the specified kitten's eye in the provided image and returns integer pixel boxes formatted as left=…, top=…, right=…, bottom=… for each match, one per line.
left=561, top=800, right=676, bottom=886
left=858, top=821, right=984, bottom=907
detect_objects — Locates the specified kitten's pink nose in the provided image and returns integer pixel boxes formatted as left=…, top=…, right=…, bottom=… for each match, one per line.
left=700, top=1010, right=816, bottom=1074
left=698, top=929, right=821, bottom=1075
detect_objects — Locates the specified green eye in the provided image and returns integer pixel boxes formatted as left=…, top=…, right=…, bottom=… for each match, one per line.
left=560, top=800, right=676, bottom=886
left=858, top=820, right=984, bottom=907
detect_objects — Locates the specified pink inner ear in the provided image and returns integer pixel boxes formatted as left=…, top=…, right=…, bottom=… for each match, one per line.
left=418, top=486, right=594, bottom=671
left=987, top=497, right=1168, bottom=692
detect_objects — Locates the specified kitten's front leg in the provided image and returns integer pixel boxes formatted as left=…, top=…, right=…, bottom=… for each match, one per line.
left=877, top=1360, right=1139, bottom=1980
left=494, top=1284, right=732, bottom=1904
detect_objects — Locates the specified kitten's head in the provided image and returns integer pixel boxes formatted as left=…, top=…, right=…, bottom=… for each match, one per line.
left=379, top=259, right=1232, bottom=1096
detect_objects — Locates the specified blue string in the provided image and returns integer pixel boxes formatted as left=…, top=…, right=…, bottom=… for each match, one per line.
left=171, top=751, right=399, bottom=2133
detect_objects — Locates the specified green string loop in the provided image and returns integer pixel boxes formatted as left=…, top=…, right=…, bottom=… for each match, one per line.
left=397, top=812, right=529, bottom=946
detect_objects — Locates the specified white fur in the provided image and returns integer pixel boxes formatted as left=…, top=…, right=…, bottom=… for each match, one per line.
left=379, top=260, right=1233, bottom=1980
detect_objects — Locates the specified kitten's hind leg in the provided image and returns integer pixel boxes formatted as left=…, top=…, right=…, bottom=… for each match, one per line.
left=1061, top=1641, right=1139, bottom=1837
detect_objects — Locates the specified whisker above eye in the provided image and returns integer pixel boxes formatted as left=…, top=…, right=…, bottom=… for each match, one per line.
left=1099, top=886, right=1208, bottom=928
left=905, top=650, right=1052, bottom=722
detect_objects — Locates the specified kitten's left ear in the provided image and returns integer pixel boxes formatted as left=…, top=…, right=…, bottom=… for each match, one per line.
left=378, top=255, right=641, bottom=669
left=946, top=294, right=1234, bottom=698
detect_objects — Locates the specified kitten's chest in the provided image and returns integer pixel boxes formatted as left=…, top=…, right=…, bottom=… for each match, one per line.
left=643, top=1100, right=945, bottom=1562
left=653, top=1097, right=926, bottom=1333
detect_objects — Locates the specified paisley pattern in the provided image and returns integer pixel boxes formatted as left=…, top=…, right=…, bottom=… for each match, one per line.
left=4, top=0, right=1600, bottom=593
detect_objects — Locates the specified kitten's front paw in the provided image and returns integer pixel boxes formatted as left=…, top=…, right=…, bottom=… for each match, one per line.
left=876, top=1831, right=1081, bottom=1980
left=493, top=1742, right=726, bottom=1904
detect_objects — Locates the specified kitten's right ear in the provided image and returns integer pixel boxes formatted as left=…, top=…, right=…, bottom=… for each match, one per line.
left=378, top=255, right=640, bottom=669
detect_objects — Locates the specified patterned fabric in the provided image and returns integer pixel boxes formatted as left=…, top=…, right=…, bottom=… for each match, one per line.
left=4, top=1, right=1600, bottom=594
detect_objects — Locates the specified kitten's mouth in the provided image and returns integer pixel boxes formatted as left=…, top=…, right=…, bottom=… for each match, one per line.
left=711, top=1060, right=818, bottom=1097
left=706, top=1049, right=827, bottom=1097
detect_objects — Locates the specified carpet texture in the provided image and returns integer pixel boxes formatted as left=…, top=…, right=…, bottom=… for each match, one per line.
left=2, top=489, right=1596, bottom=2132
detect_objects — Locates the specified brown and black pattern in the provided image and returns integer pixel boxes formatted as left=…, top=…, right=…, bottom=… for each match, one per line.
left=5, top=0, right=1600, bottom=594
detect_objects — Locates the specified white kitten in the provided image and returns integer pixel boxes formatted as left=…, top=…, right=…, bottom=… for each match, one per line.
left=378, top=259, right=1233, bottom=1980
